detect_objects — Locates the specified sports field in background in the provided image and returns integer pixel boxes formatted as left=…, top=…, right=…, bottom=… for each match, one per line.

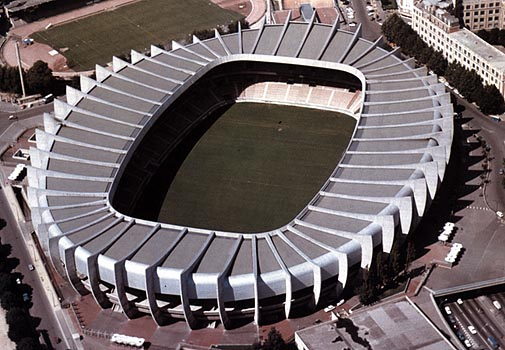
left=32, top=0, right=242, bottom=71
left=158, top=103, right=356, bottom=233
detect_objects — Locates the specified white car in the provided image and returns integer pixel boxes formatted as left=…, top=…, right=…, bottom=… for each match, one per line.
left=324, top=305, right=335, bottom=312
left=457, top=298, right=463, bottom=305
left=468, top=325, right=477, bottom=334
left=493, top=300, right=502, bottom=310
left=444, top=306, right=452, bottom=315
left=464, top=339, right=471, bottom=348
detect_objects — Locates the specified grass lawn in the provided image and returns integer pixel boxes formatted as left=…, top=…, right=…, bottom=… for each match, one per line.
left=158, top=103, right=356, bottom=233
left=32, top=0, right=242, bottom=70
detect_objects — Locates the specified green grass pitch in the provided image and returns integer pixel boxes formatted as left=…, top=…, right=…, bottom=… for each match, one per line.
left=32, top=0, right=242, bottom=71
left=157, top=102, right=356, bottom=233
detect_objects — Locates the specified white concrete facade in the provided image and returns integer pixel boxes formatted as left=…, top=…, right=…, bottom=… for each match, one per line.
left=412, top=3, right=505, bottom=96
left=27, top=18, right=453, bottom=329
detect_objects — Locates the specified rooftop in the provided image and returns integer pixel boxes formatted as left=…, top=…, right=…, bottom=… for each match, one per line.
left=450, top=28, right=505, bottom=71
left=295, top=298, right=455, bottom=350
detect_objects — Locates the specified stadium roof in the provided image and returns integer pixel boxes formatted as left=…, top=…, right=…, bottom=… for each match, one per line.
left=28, top=18, right=453, bottom=328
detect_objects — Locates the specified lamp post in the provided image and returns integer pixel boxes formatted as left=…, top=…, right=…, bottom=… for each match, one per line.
left=14, top=41, right=26, bottom=98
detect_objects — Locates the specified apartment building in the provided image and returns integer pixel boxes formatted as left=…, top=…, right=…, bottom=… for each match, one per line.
left=401, top=0, right=505, bottom=30
left=461, top=0, right=505, bottom=30
left=412, top=1, right=505, bottom=96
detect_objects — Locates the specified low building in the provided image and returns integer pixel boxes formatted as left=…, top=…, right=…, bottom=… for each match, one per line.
left=412, top=0, right=505, bottom=96
left=295, top=298, right=456, bottom=350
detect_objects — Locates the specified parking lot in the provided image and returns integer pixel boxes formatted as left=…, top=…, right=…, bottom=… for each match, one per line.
left=440, top=287, right=505, bottom=349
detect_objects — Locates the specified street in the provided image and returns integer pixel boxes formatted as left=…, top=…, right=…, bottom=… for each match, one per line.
left=0, top=189, right=66, bottom=349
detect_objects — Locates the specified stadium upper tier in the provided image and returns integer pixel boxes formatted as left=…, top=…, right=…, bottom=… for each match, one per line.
left=28, top=18, right=453, bottom=329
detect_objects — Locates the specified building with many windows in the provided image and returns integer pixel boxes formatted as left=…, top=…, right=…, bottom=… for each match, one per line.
left=412, top=1, right=505, bottom=96
left=400, top=0, right=505, bottom=30
left=461, top=0, right=504, bottom=31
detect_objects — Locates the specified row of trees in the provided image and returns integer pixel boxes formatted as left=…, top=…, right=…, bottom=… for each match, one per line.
left=382, top=14, right=505, bottom=115
left=0, top=60, right=55, bottom=96
left=356, top=239, right=416, bottom=305
left=0, top=220, right=42, bottom=350
left=190, top=18, right=250, bottom=41
left=476, top=28, right=505, bottom=47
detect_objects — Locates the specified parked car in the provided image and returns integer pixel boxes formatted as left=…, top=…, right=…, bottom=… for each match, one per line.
left=28, top=264, right=34, bottom=271
left=444, top=306, right=452, bottom=315
left=468, top=325, right=477, bottom=334
left=464, top=339, right=472, bottom=348
left=457, top=298, right=463, bottom=305
left=493, top=300, right=502, bottom=310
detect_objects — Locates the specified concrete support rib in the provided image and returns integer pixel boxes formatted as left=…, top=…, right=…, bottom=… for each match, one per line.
left=361, top=57, right=415, bottom=74
left=192, top=36, right=221, bottom=59
left=307, top=205, right=395, bottom=253
left=265, top=234, right=292, bottom=319
left=213, top=29, right=232, bottom=56
left=238, top=21, right=243, bottom=54
left=174, top=40, right=214, bottom=62
left=27, top=21, right=453, bottom=328
left=64, top=85, right=151, bottom=117
left=114, top=224, right=160, bottom=319
left=112, top=56, right=184, bottom=85
left=272, top=13, right=291, bottom=56
left=286, top=225, right=348, bottom=292
left=62, top=215, right=121, bottom=295
left=338, top=24, right=362, bottom=63
left=216, top=236, right=243, bottom=329
left=316, top=18, right=339, bottom=60
left=252, top=235, right=260, bottom=325
left=88, top=220, right=134, bottom=309
left=79, top=75, right=163, bottom=106
left=347, top=36, right=383, bottom=66
left=251, top=19, right=266, bottom=54
left=354, top=47, right=400, bottom=70
left=294, top=219, right=375, bottom=269
left=144, top=228, right=186, bottom=326
left=276, top=231, right=322, bottom=307
left=179, top=232, right=215, bottom=329
left=294, top=12, right=316, bottom=58
left=319, top=191, right=414, bottom=235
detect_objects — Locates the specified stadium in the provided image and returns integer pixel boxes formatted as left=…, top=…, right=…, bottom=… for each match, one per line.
left=27, top=18, right=453, bottom=329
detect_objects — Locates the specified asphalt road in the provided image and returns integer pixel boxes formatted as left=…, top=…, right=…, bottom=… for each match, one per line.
left=350, top=0, right=383, bottom=41
left=0, top=103, right=53, bottom=133
left=0, top=189, right=66, bottom=349
left=443, top=292, right=505, bottom=349
left=456, top=95, right=505, bottom=213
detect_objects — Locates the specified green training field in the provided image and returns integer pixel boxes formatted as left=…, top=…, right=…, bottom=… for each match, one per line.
left=158, top=102, right=356, bottom=233
left=32, top=0, right=242, bottom=71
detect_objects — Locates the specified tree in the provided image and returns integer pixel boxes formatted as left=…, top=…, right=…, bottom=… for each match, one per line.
left=6, top=308, right=38, bottom=342
left=0, top=272, right=15, bottom=295
left=477, top=85, right=505, bottom=115
left=16, top=337, right=42, bottom=350
left=405, top=240, right=416, bottom=274
left=25, top=60, right=54, bottom=95
left=426, top=51, right=447, bottom=76
left=0, top=291, right=23, bottom=310
left=263, top=327, right=285, bottom=350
